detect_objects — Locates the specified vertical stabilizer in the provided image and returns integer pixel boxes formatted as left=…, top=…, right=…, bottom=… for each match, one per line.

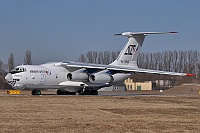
left=110, top=32, right=177, bottom=68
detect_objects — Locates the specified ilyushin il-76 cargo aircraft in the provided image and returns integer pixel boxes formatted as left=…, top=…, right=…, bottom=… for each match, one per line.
left=5, top=32, right=195, bottom=95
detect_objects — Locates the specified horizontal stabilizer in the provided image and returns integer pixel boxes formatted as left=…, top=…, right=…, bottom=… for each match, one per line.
left=114, top=32, right=178, bottom=36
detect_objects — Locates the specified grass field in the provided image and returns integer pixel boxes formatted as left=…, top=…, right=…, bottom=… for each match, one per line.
left=0, top=86, right=199, bottom=133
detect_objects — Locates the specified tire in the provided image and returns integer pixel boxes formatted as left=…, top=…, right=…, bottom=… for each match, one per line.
left=32, top=89, right=41, bottom=95
left=57, top=89, right=61, bottom=95
left=36, top=90, right=41, bottom=95
left=78, top=90, right=84, bottom=95
left=78, top=90, right=98, bottom=95
left=57, top=89, right=76, bottom=95
left=92, top=90, right=98, bottom=95
left=31, top=89, right=36, bottom=95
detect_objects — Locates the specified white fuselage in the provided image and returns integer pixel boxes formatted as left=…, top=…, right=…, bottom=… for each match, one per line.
left=5, top=62, right=117, bottom=92
left=7, top=63, right=67, bottom=89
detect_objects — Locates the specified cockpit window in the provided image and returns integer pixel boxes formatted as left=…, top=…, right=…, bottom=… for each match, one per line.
left=10, top=67, right=26, bottom=74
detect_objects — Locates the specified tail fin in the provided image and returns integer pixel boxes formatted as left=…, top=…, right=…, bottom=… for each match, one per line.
left=110, top=32, right=177, bottom=68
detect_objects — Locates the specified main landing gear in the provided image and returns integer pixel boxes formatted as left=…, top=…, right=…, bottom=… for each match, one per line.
left=78, top=90, right=98, bottom=95
left=56, top=89, right=76, bottom=95
left=31, top=89, right=98, bottom=95
left=31, top=89, right=41, bottom=95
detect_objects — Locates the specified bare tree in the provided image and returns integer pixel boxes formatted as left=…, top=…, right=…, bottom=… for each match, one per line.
left=79, top=51, right=119, bottom=65
left=24, top=50, right=32, bottom=65
left=0, top=60, right=4, bottom=74
left=98, top=51, right=103, bottom=64
left=111, top=51, right=120, bottom=63
left=79, top=54, right=87, bottom=63
left=0, top=60, right=7, bottom=76
left=103, top=51, right=110, bottom=65
left=8, top=53, right=15, bottom=71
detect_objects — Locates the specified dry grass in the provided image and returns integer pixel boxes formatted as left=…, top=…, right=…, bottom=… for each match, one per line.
left=0, top=86, right=199, bottom=133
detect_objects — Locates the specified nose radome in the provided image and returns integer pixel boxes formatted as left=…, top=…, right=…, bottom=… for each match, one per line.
left=5, top=73, right=13, bottom=81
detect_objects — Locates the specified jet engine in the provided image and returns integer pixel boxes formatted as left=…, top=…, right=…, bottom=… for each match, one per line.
left=89, top=73, right=112, bottom=83
left=89, top=73, right=131, bottom=83
left=112, top=73, right=131, bottom=82
left=67, top=72, right=88, bottom=81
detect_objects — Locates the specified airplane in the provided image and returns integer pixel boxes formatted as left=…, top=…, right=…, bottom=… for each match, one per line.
left=5, top=32, right=195, bottom=95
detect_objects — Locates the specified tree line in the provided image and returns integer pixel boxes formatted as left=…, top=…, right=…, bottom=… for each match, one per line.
left=5, top=50, right=199, bottom=76
left=0, top=50, right=199, bottom=88
left=137, top=50, right=200, bottom=75
left=78, top=50, right=199, bottom=86
left=78, top=50, right=200, bottom=75
left=78, top=51, right=120, bottom=65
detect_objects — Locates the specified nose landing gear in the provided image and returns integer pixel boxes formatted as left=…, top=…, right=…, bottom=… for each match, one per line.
left=31, top=89, right=41, bottom=95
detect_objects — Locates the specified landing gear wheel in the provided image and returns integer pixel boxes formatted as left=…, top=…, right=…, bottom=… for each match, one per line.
left=92, top=90, right=98, bottom=95
left=57, top=89, right=62, bottom=95
left=78, top=90, right=98, bottom=95
left=31, top=89, right=41, bottom=95
left=57, top=89, right=76, bottom=95
left=78, top=90, right=84, bottom=95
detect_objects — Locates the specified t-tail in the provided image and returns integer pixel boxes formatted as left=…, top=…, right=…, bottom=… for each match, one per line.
left=110, top=32, right=177, bottom=68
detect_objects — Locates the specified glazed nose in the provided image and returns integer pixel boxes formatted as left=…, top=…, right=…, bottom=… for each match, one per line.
left=5, top=73, right=13, bottom=81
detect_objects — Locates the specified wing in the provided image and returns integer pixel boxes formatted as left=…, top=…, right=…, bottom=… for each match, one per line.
left=61, top=62, right=195, bottom=76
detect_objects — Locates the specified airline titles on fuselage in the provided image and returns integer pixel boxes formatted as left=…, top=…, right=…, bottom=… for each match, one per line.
left=30, top=70, right=51, bottom=75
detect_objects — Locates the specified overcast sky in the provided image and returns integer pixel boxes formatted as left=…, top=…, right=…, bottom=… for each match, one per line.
left=0, top=0, right=199, bottom=65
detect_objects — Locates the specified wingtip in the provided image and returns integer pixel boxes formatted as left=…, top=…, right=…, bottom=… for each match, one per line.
left=186, top=73, right=196, bottom=77
left=169, top=32, right=178, bottom=34
left=114, top=33, right=122, bottom=36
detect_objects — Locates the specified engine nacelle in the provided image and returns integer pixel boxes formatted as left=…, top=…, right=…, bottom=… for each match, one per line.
left=111, top=73, right=131, bottom=82
left=67, top=72, right=88, bottom=81
left=89, top=73, right=131, bottom=83
left=89, top=73, right=112, bottom=83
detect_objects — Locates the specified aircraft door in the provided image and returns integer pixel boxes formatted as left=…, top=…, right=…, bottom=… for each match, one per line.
left=40, top=74, right=46, bottom=84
